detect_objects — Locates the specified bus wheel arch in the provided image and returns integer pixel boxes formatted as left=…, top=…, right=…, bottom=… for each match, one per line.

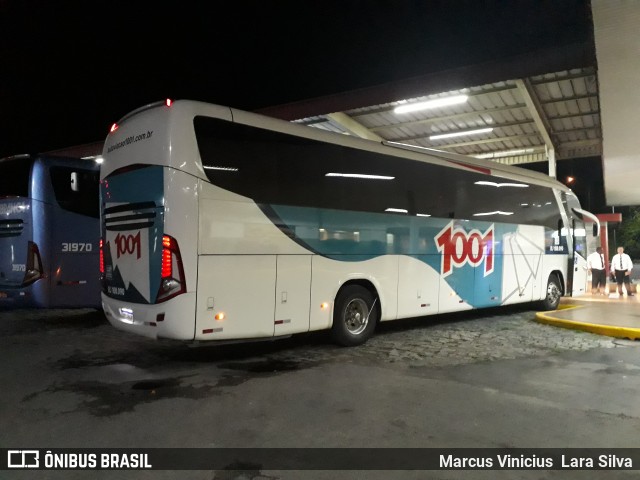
left=331, top=280, right=380, bottom=347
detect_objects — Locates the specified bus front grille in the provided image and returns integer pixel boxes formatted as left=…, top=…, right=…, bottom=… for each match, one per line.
left=103, top=201, right=157, bottom=231
left=0, top=219, right=24, bottom=237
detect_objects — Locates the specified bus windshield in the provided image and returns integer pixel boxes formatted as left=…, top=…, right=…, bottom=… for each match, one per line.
left=0, top=157, right=33, bottom=198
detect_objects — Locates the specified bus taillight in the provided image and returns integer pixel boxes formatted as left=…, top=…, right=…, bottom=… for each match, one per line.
left=156, top=234, right=186, bottom=303
left=22, top=241, right=43, bottom=286
left=99, top=239, right=104, bottom=275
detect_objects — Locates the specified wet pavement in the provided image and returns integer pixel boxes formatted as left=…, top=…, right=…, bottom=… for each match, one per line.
left=1, top=305, right=639, bottom=479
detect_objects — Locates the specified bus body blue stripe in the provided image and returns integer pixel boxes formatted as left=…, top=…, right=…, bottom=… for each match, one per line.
left=268, top=204, right=521, bottom=308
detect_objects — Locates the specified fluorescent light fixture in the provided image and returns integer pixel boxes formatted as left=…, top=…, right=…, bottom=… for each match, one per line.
left=416, top=213, right=431, bottom=217
left=474, top=181, right=529, bottom=188
left=326, top=173, right=395, bottom=180
left=394, top=95, right=468, bottom=114
left=429, top=127, right=493, bottom=141
left=473, top=211, right=513, bottom=216
left=385, top=208, right=408, bottom=213
left=203, top=166, right=239, bottom=172
left=474, top=148, right=537, bottom=159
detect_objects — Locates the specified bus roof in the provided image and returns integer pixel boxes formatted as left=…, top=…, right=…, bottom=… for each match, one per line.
left=108, top=99, right=572, bottom=194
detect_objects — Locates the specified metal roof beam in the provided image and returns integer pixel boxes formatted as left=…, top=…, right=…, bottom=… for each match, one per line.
left=540, top=93, right=597, bottom=105
left=529, top=68, right=596, bottom=85
left=516, top=78, right=557, bottom=177
left=325, top=112, right=384, bottom=142
left=427, top=133, right=542, bottom=149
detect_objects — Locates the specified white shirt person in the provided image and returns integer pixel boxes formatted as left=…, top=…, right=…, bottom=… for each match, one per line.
left=587, top=247, right=606, bottom=294
left=610, top=246, right=634, bottom=297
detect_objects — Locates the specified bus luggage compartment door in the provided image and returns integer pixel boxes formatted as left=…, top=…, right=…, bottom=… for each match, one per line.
left=274, top=255, right=311, bottom=336
left=195, top=255, right=276, bottom=341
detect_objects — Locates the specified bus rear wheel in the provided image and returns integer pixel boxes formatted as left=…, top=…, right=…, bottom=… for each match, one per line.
left=540, top=274, right=562, bottom=310
left=331, top=285, right=378, bottom=347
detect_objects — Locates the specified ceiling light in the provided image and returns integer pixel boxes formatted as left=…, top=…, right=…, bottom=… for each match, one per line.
left=473, top=211, right=514, bottom=216
left=394, top=95, right=468, bottom=114
left=429, top=128, right=493, bottom=141
left=326, top=173, right=395, bottom=180
left=385, top=208, right=408, bottom=213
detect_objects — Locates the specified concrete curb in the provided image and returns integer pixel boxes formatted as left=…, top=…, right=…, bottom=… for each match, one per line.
left=535, top=304, right=640, bottom=340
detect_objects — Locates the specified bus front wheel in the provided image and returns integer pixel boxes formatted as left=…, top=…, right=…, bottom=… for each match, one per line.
left=540, top=274, right=562, bottom=311
left=331, top=285, right=378, bottom=347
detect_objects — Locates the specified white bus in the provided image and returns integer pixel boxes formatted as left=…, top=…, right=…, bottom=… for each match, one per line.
left=99, top=99, right=598, bottom=346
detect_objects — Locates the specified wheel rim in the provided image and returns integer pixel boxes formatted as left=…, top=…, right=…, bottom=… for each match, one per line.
left=343, top=298, right=369, bottom=335
left=547, top=282, right=560, bottom=307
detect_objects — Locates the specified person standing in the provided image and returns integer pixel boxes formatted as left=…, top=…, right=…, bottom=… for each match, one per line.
left=610, top=246, right=634, bottom=297
left=587, top=246, right=607, bottom=295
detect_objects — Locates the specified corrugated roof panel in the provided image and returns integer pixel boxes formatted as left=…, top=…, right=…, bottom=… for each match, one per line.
left=292, top=67, right=600, bottom=164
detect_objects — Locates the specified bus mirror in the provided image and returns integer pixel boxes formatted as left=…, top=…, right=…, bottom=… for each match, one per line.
left=70, top=172, right=79, bottom=192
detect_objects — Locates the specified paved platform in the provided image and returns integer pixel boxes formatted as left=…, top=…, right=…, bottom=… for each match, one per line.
left=536, top=290, right=640, bottom=340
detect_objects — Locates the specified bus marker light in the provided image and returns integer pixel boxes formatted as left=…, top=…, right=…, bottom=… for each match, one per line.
left=203, top=328, right=223, bottom=334
left=110, top=123, right=119, bottom=133
left=215, top=312, right=225, bottom=321
left=320, top=302, right=329, bottom=310
left=166, top=99, right=173, bottom=107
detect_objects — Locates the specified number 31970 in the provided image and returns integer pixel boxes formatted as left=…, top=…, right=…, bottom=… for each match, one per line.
left=61, top=242, right=92, bottom=252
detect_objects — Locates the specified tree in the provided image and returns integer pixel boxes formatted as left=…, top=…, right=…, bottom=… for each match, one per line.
left=618, top=207, right=640, bottom=260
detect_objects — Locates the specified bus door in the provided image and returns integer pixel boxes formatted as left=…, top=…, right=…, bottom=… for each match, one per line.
left=570, top=218, right=588, bottom=296
left=560, top=192, right=588, bottom=297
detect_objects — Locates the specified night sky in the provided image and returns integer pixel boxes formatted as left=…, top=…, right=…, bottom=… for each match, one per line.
left=1, top=0, right=593, bottom=158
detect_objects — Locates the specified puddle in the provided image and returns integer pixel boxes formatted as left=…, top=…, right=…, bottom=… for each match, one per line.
left=218, top=359, right=305, bottom=374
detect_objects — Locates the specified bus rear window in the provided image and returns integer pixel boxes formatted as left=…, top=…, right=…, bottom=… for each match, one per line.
left=50, top=166, right=100, bottom=218
left=0, top=157, right=33, bottom=197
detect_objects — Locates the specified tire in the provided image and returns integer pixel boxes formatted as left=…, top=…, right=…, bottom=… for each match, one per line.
left=331, top=285, right=379, bottom=347
left=540, top=274, right=562, bottom=310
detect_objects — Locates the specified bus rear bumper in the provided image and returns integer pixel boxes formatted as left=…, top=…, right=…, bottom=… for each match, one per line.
left=101, top=292, right=196, bottom=340
left=0, top=281, right=47, bottom=308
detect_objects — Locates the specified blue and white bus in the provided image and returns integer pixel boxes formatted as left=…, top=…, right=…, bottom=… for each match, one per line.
left=0, top=154, right=101, bottom=308
left=99, top=100, right=598, bottom=346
